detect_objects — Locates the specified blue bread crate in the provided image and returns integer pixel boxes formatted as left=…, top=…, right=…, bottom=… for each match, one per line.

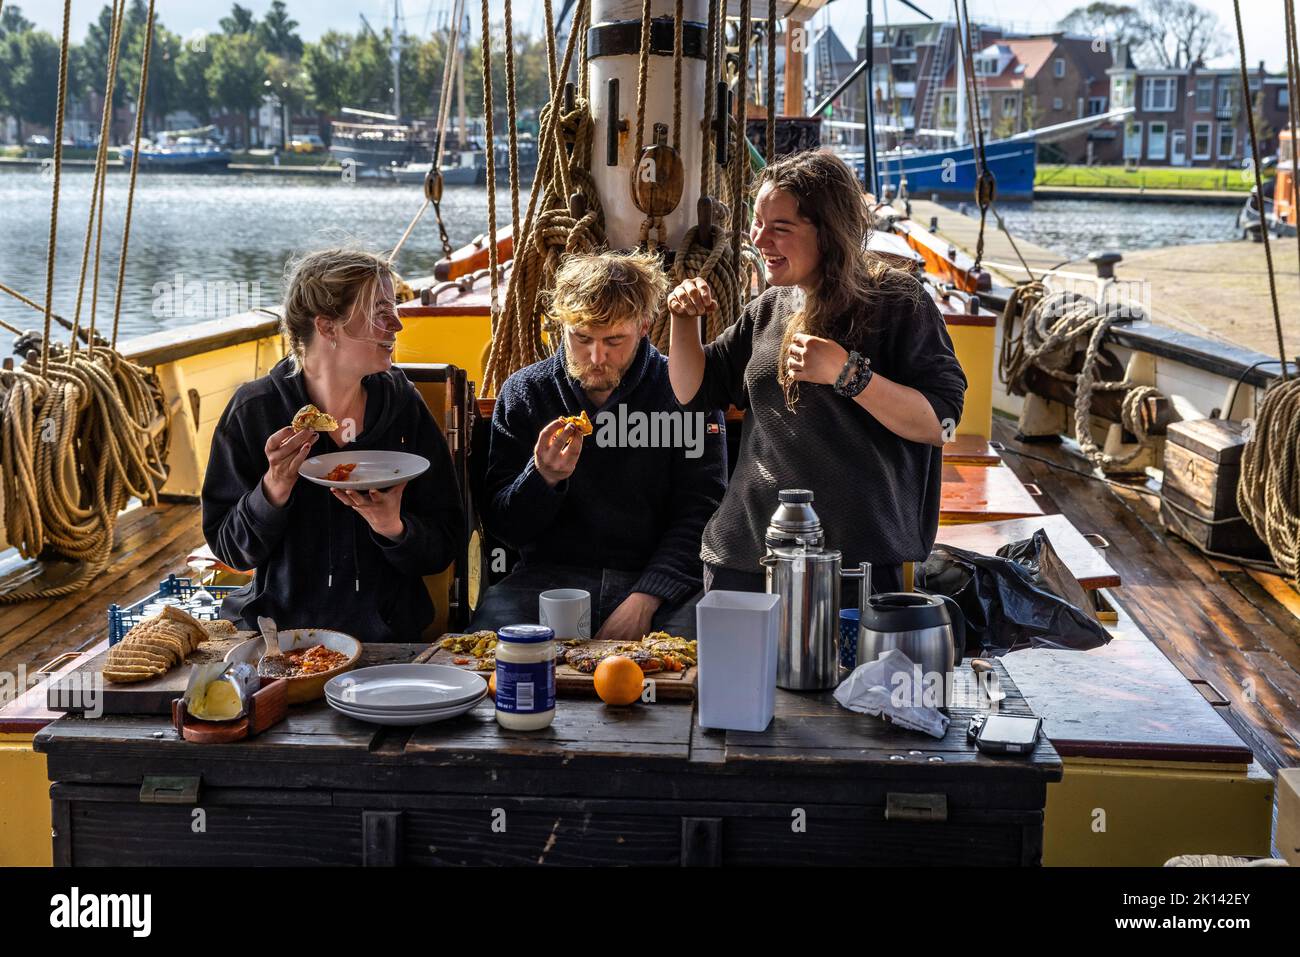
left=107, top=573, right=239, bottom=646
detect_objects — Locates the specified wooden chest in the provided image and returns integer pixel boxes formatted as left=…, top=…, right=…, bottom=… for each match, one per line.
left=1160, top=419, right=1269, bottom=559
left=34, top=644, right=1062, bottom=867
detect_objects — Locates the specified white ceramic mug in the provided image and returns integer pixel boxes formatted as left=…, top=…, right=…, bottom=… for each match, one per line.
left=539, top=588, right=591, bottom=640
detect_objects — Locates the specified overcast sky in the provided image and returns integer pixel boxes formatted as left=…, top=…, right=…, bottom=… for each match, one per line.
left=14, top=0, right=1295, bottom=71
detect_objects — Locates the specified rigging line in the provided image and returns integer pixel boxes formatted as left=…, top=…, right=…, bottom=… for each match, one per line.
left=732, top=0, right=752, bottom=270
left=633, top=0, right=653, bottom=159
left=1233, top=0, right=1287, bottom=380
left=71, top=0, right=126, bottom=354
left=109, top=0, right=156, bottom=352
left=480, top=0, right=500, bottom=323
left=699, top=0, right=717, bottom=196
left=673, top=0, right=685, bottom=153
left=1284, top=0, right=1300, bottom=308
left=765, top=0, right=775, bottom=163
left=503, top=0, right=522, bottom=248
left=39, top=0, right=73, bottom=377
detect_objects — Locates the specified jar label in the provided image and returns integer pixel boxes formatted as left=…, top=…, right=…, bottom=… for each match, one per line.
left=496, top=659, right=556, bottom=714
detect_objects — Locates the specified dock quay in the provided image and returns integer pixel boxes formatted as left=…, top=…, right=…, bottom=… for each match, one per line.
left=911, top=198, right=1299, bottom=361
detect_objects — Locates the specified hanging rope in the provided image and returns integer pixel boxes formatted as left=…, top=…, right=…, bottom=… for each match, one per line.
left=71, top=0, right=125, bottom=354
left=0, top=0, right=168, bottom=602
left=954, top=0, right=995, bottom=272
left=1231, top=0, right=1299, bottom=582
left=484, top=0, right=597, bottom=394
left=479, top=0, right=501, bottom=329
left=1285, top=0, right=1300, bottom=300
left=731, top=0, right=752, bottom=271
left=765, top=0, right=776, bottom=163
left=38, top=0, right=73, bottom=377
left=503, top=0, right=522, bottom=251
left=110, top=0, right=156, bottom=351
left=999, top=284, right=1164, bottom=470
left=648, top=0, right=763, bottom=352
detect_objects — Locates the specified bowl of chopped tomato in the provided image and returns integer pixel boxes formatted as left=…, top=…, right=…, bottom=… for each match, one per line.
left=224, top=628, right=363, bottom=704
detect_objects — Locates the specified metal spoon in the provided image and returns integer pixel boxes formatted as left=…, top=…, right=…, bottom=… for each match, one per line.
left=256, top=616, right=293, bottom=678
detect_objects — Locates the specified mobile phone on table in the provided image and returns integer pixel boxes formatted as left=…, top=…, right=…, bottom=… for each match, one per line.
left=968, top=714, right=1042, bottom=754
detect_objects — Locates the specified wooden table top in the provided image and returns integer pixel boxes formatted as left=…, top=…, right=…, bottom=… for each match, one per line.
left=35, top=644, right=1061, bottom=792
left=940, top=463, right=1046, bottom=524
left=934, top=513, right=1121, bottom=590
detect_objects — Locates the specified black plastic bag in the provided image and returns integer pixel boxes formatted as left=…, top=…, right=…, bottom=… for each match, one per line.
left=920, top=529, right=1111, bottom=656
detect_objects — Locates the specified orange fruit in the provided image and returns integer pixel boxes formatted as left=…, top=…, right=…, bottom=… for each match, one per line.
left=593, top=655, right=644, bottom=706
left=488, top=672, right=497, bottom=698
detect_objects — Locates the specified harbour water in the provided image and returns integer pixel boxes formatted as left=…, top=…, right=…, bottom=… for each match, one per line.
left=0, top=169, right=507, bottom=341
left=0, top=169, right=1241, bottom=340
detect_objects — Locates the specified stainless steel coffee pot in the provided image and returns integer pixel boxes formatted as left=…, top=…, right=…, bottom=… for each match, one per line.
left=761, top=545, right=843, bottom=690
left=852, top=565, right=966, bottom=709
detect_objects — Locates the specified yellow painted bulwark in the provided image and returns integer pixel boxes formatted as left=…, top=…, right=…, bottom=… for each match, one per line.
left=949, top=324, right=994, bottom=440
left=395, top=314, right=491, bottom=393
left=0, top=735, right=51, bottom=866
left=1043, top=757, right=1275, bottom=866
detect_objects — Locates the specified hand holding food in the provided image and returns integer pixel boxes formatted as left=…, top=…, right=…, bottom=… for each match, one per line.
left=534, top=417, right=584, bottom=487
left=666, top=277, right=717, bottom=318
left=331, top=480, right=408, bottom=540
left=786, top=332, right=849, bottom=387
left=262, top=425, right=318, bottom=507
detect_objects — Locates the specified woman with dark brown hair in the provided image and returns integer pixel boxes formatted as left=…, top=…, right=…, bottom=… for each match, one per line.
left=667, top=149, right=968, bottom=595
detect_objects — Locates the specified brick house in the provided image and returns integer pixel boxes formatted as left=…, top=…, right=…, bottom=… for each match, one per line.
left=933, top=34, right=1114, bottom=162
left=1108, top=45, right=1290, bottom=168
left=859, top=20, right=1004, bottom=148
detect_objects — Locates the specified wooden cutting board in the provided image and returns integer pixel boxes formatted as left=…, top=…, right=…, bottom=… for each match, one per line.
left=427, top=638, right=698, bottom=701
left=45, top=633, right=251, bottom=716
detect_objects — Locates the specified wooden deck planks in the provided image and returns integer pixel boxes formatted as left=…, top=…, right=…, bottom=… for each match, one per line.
left=990, top=415, right=1300, bottom=773
left=0, top=502, right=208, bottom=703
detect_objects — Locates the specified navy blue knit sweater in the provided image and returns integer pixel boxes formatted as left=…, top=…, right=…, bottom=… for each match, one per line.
left=483, top=338, right=727, bottom=605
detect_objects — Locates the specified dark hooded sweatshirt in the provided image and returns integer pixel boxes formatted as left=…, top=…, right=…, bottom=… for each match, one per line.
left=201, top=357, right=466, bottom=641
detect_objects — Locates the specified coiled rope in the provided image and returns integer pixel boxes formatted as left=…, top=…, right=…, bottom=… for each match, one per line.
left=999, top=282, right=1162, bottom=470
left=0, top=0, right=168, bottom=602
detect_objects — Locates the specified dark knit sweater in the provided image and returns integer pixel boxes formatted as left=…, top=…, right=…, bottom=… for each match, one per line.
left=202, top=358, right=466, bottom=640
left=483, top=338, right=727, bottom=605
left=685, top=283, right=967, bottom=575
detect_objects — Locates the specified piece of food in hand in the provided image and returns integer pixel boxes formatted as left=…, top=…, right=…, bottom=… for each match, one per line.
left=593, top=655, right=646, bottom=706
left=324, top=462, right=358, bottom=482
left=292, top=403, right=338, bottom=432
left=559, top=410, right=593, bottom=436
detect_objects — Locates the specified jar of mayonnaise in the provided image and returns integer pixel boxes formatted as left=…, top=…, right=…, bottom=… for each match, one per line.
left=494, top=624, right=556, bottom=730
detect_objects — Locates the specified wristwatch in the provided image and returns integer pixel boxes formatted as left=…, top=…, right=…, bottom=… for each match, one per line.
left=833, top=350, right=873, bottom=398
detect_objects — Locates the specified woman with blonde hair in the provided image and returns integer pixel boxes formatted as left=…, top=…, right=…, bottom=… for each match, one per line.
left=667, top=149, right=967, bottom=596
left=202, top=247, right=466, bottom=639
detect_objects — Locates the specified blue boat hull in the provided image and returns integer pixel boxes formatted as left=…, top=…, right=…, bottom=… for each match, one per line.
left=867, top=140, right=1038, bottom=201
left=118, top=147, right=231, bottom=171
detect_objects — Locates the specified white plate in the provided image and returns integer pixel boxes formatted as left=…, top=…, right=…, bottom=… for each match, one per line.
left=325, top=663, right=486, bottom=710
left=299, top=450, right=430, bottom=491
left=326, top=690, right=487, bottom=726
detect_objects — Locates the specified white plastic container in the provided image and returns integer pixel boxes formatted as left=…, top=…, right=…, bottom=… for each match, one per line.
left=695, top=590, right=781, bottom=733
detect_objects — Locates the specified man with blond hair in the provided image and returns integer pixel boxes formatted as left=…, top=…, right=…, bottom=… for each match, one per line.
left=472, top=250, right=726, bottom=642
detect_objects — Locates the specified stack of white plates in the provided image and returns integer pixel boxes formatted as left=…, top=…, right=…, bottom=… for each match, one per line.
left=325, top=664, right=488, bottom=726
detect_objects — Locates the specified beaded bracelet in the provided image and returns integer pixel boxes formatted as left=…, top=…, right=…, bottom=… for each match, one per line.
left=833, top=350, right=873, bottom=398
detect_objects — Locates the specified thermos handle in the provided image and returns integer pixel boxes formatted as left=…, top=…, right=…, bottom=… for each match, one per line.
left=934, top=594, right=966, bottom=665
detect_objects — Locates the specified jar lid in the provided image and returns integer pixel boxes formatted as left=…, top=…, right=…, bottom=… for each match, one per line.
left=498, top=624, right=555, bottom=644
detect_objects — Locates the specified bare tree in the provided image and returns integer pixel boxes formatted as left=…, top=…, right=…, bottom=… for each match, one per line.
left=1138, top=0, right=1228, bottom=69
left=1059, top=2, right=1147, bottom=50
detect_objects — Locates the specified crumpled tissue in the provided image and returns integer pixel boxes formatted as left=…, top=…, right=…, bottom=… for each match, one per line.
left=833, top=648, right=951, bottom=739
